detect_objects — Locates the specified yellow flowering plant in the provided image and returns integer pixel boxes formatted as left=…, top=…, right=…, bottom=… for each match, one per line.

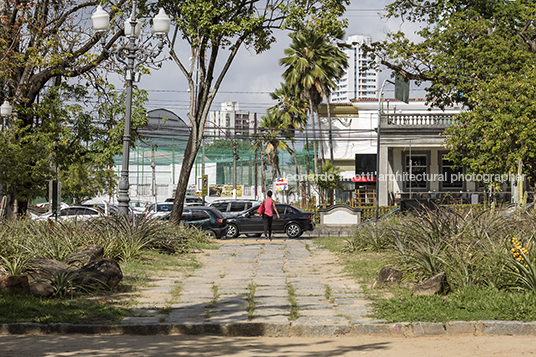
left=509, top=237, right=536, bottom=293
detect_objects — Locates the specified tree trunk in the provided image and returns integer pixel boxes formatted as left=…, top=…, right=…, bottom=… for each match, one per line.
left=259, top=140, right=267, bottom=197
left=169, top=118, right=205, bottom=224
left=309, top=98, right=318, bottom=176
left=316, top=109, right=326, bottom=164
left=327, top=102, right=334, bottom=164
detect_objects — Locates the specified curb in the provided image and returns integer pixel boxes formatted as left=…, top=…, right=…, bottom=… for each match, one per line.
left=2, top=321, right=536, bottom=336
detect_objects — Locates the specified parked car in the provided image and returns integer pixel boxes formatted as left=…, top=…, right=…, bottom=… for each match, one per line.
left=164, top=197, right=204, bottom=206
left=129, top=201, right=147, bottom=216
left=143, top=202, right=174, bottom=219
left=161, top=206, right=228, bottom=239
left=33, top=206, right=101, bottom=221
left=209, top=199, right=261, bottom=217
left=225, top=204, right=314, bottom=239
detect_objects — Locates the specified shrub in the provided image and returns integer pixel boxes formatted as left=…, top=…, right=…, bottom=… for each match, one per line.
left=345, top=205, right=536, bottom=292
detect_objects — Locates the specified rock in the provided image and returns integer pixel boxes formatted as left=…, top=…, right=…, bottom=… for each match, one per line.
left=413, top=272, right=446, bottom=296
left=372, top=266, right=403, bottom=288
left=75, top=259, right=123, bottom=290
left=29, top=281, right=54, bottom=297
left=23, top=259, right=76, bottom=283
left=0, top=275, right=30, bottom=294
left=64, top=245, right=104, bottom=267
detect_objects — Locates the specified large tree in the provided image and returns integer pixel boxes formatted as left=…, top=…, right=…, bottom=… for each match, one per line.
left=280, top=27, right=347, bottom=173
left=0, top=0, right=152, bottom=215
left=138, top=0, right=349, bottom=224
left=269, top=83, right=308, bottom=203
left=368, top=0, right=536, bottom=179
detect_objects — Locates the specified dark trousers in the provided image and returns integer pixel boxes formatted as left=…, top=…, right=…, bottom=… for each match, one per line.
left=263, top=214, right=273, bottom=238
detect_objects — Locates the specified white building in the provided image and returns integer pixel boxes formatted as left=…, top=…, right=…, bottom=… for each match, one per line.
left=319, top=99, right=474, bottom=206
left=330, top=35, right=379, bottom=103
left=208, top=101, right=258, bottom=139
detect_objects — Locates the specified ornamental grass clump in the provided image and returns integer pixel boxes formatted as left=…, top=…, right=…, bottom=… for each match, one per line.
left=346, top=205, right=521, bottom=292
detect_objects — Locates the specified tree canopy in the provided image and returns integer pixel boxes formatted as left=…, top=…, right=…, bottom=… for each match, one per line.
left=146, top=0, right=350, bottom=223
left=370, top=0, right=536, bottom=179
left=0, top=0, right=154, bottom=214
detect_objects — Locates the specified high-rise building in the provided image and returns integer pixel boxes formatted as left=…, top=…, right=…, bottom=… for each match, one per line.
left=208, top=101, right=257, bottom=139
left=330, top=35, right=379, bottom=103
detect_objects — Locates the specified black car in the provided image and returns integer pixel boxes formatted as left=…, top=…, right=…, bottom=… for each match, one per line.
left=225, top=204, right=314, bottom=239
left=162, top=206, right=228, bottom=239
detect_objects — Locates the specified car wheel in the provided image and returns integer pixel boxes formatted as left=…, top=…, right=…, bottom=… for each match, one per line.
left=246, top=233, right=262, bottom=238
left=286, top=223, right=301, bottom=238
left=205, top=230, right=218, bottom=239
left=226, top=223, right=239, bottom=238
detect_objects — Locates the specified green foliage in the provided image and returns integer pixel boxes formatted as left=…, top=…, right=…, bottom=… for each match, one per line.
left=0, top=292, right=130, bottom=324
left=0, top=216, right=214, bottom=264
left=507, top=237, right=536, bottom=294
left=445, top=67, right=536, bottom=180
left=0, top=256, right=29, bottom=276
left=375, top=285, right=536, bottom=323
left=135, top=0, right=349, bottom=221
left=372, top=0, right=536, bottom=109
left=371, top=1, right=536, bottom=182
left=344, top=207, right=533, bottom=291
left=317, top=237, right=536, bottom=323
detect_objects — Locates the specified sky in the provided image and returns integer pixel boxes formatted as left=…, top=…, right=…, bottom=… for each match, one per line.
left=130, top=0, right=426, bottom=123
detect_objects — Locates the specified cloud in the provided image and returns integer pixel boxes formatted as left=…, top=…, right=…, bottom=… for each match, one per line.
left=139, top=0, right=426, bottom=121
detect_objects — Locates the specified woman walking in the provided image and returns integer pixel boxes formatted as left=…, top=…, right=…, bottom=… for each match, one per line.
left=258, top=190, right=280, bottom=240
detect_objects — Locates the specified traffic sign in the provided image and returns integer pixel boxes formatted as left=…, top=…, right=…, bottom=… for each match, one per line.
left=275, top=178, right=288, bottom=191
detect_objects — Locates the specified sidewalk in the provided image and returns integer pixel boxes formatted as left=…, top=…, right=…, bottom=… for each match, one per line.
left=4, top=235, right=536, bottom=337
left=122, top=236, right=378, bottom=333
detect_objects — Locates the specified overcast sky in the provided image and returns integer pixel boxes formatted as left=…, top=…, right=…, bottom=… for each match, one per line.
left=132, top=0, right=425, bottom=122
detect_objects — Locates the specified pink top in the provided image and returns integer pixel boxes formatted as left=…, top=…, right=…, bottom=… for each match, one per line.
left=263, top=198, right=274, bottom=217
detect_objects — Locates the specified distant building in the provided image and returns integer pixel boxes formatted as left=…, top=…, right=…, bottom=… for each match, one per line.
left=330, top=35, right=379, bottom=103
left=208, top=101, right=258, bottom=139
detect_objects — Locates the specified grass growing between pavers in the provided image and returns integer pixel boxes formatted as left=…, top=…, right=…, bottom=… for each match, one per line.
left=315, top=236, right=536, bottom=323
left=246, top=283, right=257, bottom=320
left=286, top=282, right=300, bottom=321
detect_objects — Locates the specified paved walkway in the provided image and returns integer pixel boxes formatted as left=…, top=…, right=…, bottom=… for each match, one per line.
left=122, top=236, right=375, bottom=328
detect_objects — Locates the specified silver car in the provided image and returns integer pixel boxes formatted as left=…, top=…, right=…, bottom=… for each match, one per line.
left=33, top=206, right=101, bottom=221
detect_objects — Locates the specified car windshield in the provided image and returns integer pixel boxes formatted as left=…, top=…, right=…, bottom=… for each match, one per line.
left=157, top=204, right=173, bottom=212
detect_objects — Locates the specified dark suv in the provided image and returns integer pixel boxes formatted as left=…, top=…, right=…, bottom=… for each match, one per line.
left=209, top=199, right=261, bottom=217
left=162, top=206, right=228, bottom=239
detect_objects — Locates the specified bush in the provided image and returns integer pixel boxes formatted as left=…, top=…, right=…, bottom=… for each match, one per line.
left=345, top=206, right=536, bottom=292
left=0, top=216, right=216, bottom=265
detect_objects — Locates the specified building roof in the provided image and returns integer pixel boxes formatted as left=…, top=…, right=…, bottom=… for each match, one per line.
left=139, top=108, right=190, bottom=138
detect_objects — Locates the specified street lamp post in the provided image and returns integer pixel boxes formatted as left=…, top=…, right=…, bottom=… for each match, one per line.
left=1, top=101, right=13, bottom=130
left=92, top=2, right=170, bottom=215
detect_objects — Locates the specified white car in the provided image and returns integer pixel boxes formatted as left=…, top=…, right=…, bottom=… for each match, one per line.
left=143, top=202, right=174, bottom=219
left=33, top=206, right=101, bottom=221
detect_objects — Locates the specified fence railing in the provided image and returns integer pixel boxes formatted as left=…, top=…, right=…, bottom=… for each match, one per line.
left=381, top=113, right=457, bottom=128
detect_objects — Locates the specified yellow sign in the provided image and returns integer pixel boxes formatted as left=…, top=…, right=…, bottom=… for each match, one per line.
left=209, top=185, right=242, bottom=197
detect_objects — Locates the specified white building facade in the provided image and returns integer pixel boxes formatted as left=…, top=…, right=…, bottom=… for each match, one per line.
left=207, top=101, right=258, bottom=139
left=318, top=99, right=476, bottom=207
left=330, top=35, right=379, bottom=103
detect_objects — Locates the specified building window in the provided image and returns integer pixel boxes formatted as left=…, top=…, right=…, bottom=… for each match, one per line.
left=404, top=153, right=428, bottom=190
left=440, top=154, right=464, bottom=190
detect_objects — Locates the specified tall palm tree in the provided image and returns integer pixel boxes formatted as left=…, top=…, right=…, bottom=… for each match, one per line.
left=260, top=111, right=291, bottom=197
left=269, top=83, right=309, bottom=202
left=322, top=37, right=349, bottom=164
left=280, top=28, right=347, bottom=172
